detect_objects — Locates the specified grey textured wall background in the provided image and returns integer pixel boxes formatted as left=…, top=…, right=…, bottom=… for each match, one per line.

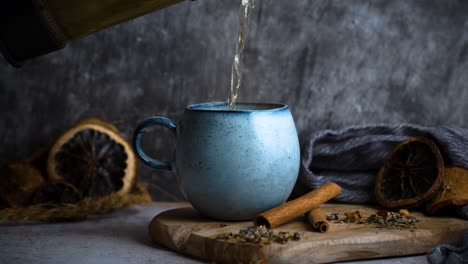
left=1, top=0, right=467, bottom=200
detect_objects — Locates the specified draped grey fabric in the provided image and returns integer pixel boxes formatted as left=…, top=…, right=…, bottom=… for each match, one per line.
left=300, top=124, right=468, bottom=218
left=427, top=231, right=468, bottom=264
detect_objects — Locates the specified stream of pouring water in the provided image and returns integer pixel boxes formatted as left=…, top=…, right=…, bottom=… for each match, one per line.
left=228, top=0, right=256, bottom=110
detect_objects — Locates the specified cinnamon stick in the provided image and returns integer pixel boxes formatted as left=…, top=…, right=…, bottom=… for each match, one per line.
left=306, top=207, right=329, bottom=232
left=253, top=182, right=341, bottom=228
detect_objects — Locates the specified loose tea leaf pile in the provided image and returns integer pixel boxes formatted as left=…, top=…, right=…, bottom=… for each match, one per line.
left=216, top=225, right=302, bottom=245
left=327, top=209, right=419, bottom=229
left=365, top=210, right=418, bottom=229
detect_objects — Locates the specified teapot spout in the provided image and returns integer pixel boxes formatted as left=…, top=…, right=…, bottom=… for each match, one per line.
left=1, top=0, right=188, bottom=67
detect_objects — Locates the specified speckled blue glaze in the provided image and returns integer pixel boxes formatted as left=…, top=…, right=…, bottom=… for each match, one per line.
left=133, top=102, right=300, bottom=220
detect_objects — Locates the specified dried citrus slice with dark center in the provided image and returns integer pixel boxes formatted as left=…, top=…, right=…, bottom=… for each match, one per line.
left=32, top=181, right=83, bottom=204
left=426, top=166, right=468, bottom=214
left=47, top=118, right=136, bottom=198
left=375, top=137, right=444, bottom=208
left=0, top=162, right=44, bottom=208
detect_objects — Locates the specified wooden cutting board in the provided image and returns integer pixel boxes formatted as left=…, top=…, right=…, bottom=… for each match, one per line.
left=149, top=203, right=468, bottom=263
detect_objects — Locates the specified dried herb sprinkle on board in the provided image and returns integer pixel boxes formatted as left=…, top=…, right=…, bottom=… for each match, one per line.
left=327, top=209, right=419, bottom=229
left=216, top=225, right=302, bottom=245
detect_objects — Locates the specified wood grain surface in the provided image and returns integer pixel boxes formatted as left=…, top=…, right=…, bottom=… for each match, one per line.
left=149, top=203, right=468, bottom=264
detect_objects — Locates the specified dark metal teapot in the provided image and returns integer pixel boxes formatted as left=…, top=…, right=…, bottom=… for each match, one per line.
left=0, top=0, right=190, bottom=67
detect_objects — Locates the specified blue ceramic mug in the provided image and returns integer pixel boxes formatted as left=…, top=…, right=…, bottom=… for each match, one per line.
left=132, top=102, right=300, bottom=220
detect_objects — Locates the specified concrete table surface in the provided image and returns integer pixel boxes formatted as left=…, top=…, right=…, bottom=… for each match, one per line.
left=0, top=203, right=428, bottom=264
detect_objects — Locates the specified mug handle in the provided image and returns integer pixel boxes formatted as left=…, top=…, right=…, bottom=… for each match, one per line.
left=132, top=117, right=177, bottom=170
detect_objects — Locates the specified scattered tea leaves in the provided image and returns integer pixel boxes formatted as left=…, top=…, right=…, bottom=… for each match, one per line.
left=326, top=209, right=419, bottom=229
left=366, top=211, right=419, bottom=229
left=344, top=210, right=363, bottom=222
left=326, top=212, right=340, bottom=221
left=215, top=225, right=302, bottom=245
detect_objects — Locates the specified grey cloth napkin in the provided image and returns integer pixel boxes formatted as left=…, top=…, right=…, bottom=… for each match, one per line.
left=299, top=123, right=468, bottom=219
left=427, top=231, right=468, bottom=264
left=300, top=124, right=468, bottom=263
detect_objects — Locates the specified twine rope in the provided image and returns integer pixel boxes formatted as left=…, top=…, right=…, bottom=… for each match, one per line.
left=0, top=183, right=152, bottom=222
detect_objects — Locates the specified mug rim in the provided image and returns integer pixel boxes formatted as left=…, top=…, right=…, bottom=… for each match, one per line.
left=186, top=102, right=288, bottom=112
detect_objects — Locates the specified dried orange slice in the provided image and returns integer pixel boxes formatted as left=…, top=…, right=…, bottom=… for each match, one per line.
left=0, top=162, right=44, bottom=208
left=426, top=166, right=468, bottom=214
left=375, top=137, right=444, bottom=209
left=32, top=181, right=83, bottom=205
left=47, top=118, right=136, bottom=198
